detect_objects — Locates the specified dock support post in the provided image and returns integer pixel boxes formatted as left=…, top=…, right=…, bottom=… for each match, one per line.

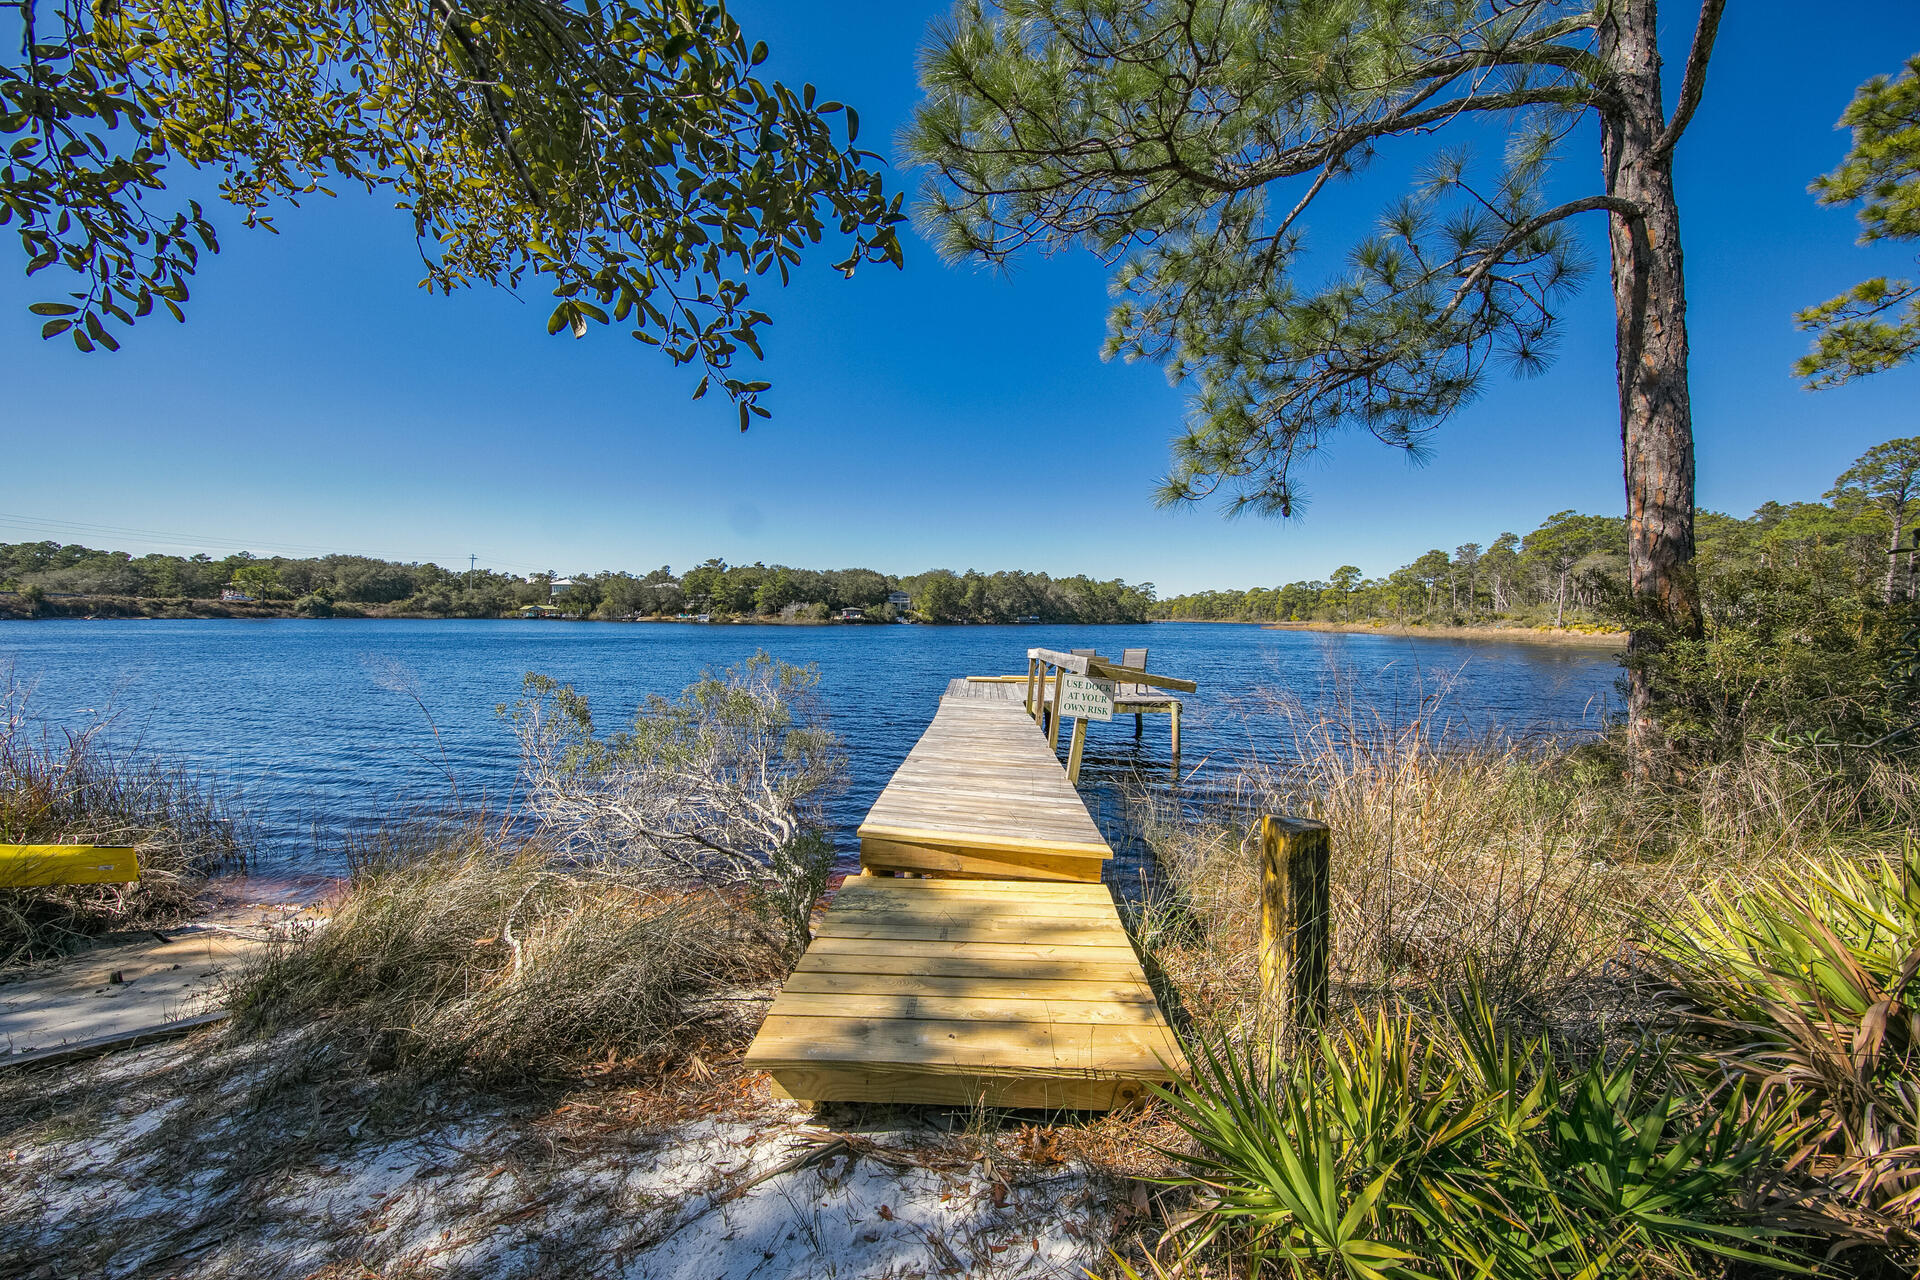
left=1259, top=816, right=1331, bottom=1041
left=1048, top=666, right=1066, bottom=749
left=1066, top=717, right=1087, bottom=784
left=1026, top=657, right=1041, bottom=721
left=1170, top=701, right=1182, bottom=756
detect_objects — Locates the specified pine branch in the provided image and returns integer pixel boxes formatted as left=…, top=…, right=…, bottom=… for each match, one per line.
left=1651, top=0, right=1726, bottom=160
left=1441, top=194, right=1644, bottom=323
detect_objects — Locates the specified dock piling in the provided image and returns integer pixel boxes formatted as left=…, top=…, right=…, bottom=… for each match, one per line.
left=1258, top=815, right=1331, bottom=1039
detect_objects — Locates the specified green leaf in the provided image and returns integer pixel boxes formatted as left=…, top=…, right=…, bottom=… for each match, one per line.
left=28, top=302, right=78, bottom=316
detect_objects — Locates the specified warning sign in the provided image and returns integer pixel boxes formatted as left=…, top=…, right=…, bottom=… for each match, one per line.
left=1059, top=674, right=1115, bottom=721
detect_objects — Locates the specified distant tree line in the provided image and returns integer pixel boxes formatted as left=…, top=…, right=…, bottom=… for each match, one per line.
left=0, top=546, right=534, bottom=619
left=0, top=544, right=1156, bottom=625
left=1155, top=439, right=1920, bottom=628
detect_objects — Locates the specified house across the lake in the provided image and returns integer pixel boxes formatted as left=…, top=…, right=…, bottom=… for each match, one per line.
left=887, top=590, right=912, bottom=610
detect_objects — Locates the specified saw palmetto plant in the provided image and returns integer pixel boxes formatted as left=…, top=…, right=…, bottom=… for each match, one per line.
left=1648, top=849, right=1920, bottom=1261
left=1139, top=984, right=1796, bottom=1280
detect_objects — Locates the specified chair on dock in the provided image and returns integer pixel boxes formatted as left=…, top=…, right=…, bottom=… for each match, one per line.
left=1119, top=648, right=1149, bottom=735
left=1097, top=648, right=1183, bottom=751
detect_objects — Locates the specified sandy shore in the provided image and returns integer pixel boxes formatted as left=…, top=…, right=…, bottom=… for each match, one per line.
left=1256, top=620, right=1628, bottom=647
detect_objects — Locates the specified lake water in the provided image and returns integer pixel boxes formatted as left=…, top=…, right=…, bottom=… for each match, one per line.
left=0, top=620, right=1620, bottom=877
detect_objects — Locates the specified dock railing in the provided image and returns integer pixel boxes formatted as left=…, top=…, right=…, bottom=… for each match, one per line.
left=1024, top=648, right=1195, bottom=782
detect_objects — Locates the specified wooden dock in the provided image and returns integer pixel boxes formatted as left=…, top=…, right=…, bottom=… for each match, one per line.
left=857, top=696, right=1112, bottom=883
left=744, top=691, right=1183, bottom=1110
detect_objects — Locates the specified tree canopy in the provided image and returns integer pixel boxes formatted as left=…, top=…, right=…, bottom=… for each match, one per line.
left=1826, top=435, right=1920, bottom=602
left=908, top=0, right=1714, bottom=517
left=2, top=0, right=903, bottom=420
left=907, top=0, right=1732, bottom=764
left=1797, top=53, right=1920, bottom=389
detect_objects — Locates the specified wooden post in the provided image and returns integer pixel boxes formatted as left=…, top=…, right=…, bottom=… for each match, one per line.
left=1048, top=666, right=1066, bottom=749
left=1065, top=716, right=1087, bottom=783
left=1170, top=701, right=1182, bottom=756
left=1026, top=656, right=1041, bottom=720
left=1259, top=816, right=1331, bottom=1039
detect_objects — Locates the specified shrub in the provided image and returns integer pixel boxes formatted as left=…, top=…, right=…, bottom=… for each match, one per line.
left=1646, top=850, right=1920, bottom=1264
left=1624, top=560, right=1917, bottom=761
left=506, top=653, right=844, bottom=963
left=1149, top=988, right=1796, bottom=1280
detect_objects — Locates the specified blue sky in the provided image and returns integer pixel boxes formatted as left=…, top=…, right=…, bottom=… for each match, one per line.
left=4, top=1, right=1918, bottom=595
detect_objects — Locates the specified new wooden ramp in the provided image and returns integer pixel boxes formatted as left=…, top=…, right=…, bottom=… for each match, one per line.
left=745, top=695, right=1184, bottom=1110
left=858, top=695, right=1112, bottom=882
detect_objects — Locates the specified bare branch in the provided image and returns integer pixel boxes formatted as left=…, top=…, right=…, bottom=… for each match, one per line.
left=1651, top=0, right=1726, bottom=160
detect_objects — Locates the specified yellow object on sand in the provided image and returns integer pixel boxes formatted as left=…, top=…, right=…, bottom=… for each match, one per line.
left=0, top=844, right=140, bottom=889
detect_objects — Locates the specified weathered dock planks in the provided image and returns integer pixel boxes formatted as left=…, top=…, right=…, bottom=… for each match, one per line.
left=744, top=690, right=1185, bottom=1111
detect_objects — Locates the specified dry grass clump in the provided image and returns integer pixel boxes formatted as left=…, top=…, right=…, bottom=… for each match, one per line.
left=1, top=674, right=249, bottom=965
left=1128, top=682, right=1919, bottom=1041
left=1651, top=740, right=1920, bottom=860
left=1129, top=713, right=1632, bottom=1035
left=231, top=819, right=790, bottom=1082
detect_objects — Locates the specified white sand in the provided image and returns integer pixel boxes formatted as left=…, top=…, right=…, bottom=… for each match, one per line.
left=0, top=1036, right=1122, bottom=1279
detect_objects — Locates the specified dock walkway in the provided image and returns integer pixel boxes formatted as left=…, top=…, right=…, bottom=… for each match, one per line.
left=743, top=692, right=1182, bottom=1110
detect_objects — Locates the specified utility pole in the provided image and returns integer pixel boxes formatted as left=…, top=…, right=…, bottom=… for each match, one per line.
left=468, top=554, right=476, bottom=591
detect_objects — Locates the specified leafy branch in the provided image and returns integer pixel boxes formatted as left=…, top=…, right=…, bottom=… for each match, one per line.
left=2, top=0, right=906, bottom=419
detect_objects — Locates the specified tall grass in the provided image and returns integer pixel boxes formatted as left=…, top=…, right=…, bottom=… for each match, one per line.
left=1129, top=676, right=1920, bottom=1039
left=1, top=673, right=250, bottom=965
left=232, top=819, right=790, bottom=1082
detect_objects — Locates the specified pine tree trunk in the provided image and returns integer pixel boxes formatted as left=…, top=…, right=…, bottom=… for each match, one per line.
left=1599, top=1, right=1703, bottom=772
left=1886, top=508, right=1904, bottom=604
